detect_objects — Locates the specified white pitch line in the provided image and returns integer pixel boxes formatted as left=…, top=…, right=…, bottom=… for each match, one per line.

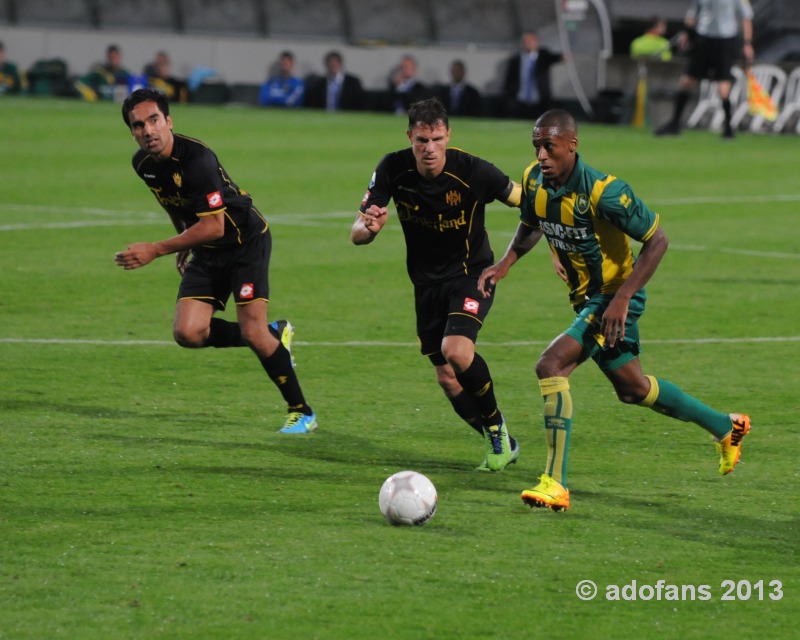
left=4, top=204, right=798, bottom=260
left=1, top=336, right=798, bottom=347
left=649, top=193, right=800, bottom=206
left=0, top=220, right=165, bottom=232
left=0, top=210, right=357, bottom=232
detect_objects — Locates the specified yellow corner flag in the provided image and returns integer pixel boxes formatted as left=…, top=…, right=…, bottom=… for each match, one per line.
left=747, top=70, right=778, bottom=121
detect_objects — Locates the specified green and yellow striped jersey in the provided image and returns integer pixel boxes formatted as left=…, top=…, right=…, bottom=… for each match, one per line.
left=520, top=153, right=659, bottom=307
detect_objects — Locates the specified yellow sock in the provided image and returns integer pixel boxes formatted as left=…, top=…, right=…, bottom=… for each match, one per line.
left=539, top=377, right=573, bottom=487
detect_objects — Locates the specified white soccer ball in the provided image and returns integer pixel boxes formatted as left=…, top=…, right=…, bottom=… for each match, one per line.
left=378, top=470, right=438, bottom=526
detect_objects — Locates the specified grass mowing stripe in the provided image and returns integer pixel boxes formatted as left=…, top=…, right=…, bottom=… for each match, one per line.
left=2, top=336, right=800, bottom=346
left=1, top=97, right=797, bottom=640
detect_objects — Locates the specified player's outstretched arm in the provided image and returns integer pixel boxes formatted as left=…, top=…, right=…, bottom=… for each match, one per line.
left=601, top=227, right=669, bottom=347
left=115, top=212, right=224, bottom=270
left=350, top=205, right=388, bottom=245
left=478, top=222, right=543, bottom=297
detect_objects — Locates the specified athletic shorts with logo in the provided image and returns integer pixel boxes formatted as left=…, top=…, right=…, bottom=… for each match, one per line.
left=415, top=274, right=494, bottom=365
left=178, top=228, right=272, bottom=311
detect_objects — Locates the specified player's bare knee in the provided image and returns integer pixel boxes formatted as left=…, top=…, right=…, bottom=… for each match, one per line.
left=440, top=344, right=461, bottom=368
left=535, top=355, right=558, bottom=379
left=616, top=391, right=645, bottom=405
left=614, top=384, right=649, bottom=405
left=173, top=326, right=207, bottom=348
left=173, top=332, right=203, bottom=348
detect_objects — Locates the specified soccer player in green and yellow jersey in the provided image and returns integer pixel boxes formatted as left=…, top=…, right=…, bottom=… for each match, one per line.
left=478, top=109, right=750, bottom=511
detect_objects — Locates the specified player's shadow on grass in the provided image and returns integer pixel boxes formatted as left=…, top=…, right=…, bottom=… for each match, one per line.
left=0, top=398, right=173, bottom=420
left=89, top=429, right=470, bottom=472
left=268, top=430, right=474, bottom=472
left=91, top=432, right=272, bottom=450
left=578, top=488, right=796, bottom=554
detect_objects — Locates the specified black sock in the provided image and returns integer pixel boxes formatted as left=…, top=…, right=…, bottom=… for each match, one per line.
left=257, top=343, right=311, bottom=415
left=672, top=90, right=691, bottom=125
left=722, top=98, right=732, bottom=129
left=207, top=318, right=246, bottom=348
left=454, top=353, right=500, bottom=427
left=448, top=391, right=485, bottom=436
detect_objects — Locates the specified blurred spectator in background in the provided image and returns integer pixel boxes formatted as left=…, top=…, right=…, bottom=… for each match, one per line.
left=0, top=42, right=24, bottom=94
left=144, top=51, right=188, bottom=103
left=306, top=50, right=365, bottom=111
left=258, top=50, right=305, bottom=107
left=436, top=59, right=483, bottom=117
left=630, top=16, right=673, bottom=61
left=502, top=32, right=564, bottom=120
left=630, top=16, right=674, bottom=128
left=656, top=0, right=754, bottom=139
left=387, top=55, right=430, bottom=115
left=75, top=44, right=131, bottom=101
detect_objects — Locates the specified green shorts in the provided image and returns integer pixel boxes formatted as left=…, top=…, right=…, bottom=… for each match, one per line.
left=564, top=290, right=646, bottom=372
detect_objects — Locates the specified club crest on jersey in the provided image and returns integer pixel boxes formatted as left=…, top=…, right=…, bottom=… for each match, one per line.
left=207, top=191, right=223, bottom=208
left=463, top=297, right=480, bottom=314
left=445, top=190, right=461, bottom=206
left=239, top=283, right=254, bottom=299
left=576, top=193, right=589, bottom=214
left=172, top=173, right=182, bottom=188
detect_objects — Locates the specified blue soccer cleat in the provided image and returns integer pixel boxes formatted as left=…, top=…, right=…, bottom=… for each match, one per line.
left=279, top=412, right=318, bottom=434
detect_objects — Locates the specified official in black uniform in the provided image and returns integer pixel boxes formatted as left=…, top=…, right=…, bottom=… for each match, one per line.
left=351, top=98, right=521, bottom=471
left=115, top=88, right=317, bottom=434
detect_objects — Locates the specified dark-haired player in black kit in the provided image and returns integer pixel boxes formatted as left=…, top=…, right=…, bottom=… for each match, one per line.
left=351, top=97, right=521, bottom=471
left=115, top=88, right=317, bottom=433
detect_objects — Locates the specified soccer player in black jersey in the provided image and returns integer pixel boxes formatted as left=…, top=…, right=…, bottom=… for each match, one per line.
left=479, top=109, right=750, bottom=511
left=115, top=88, right=317, bottom=434
left=351, top=98, right=521, bottom=471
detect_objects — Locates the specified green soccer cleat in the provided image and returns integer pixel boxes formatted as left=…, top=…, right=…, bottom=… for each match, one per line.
left=269, top=319, right=296, bottom=368
left=476, top=435, right=519, bottom=472
left=716, top=413, right=751, bottom=475
left=481, top=420, right=515, bottom=471
left=520, top=474, right=570, bottom=512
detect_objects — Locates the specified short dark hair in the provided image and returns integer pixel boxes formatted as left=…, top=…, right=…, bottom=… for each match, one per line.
left=535, top=108, right=577, bottom=135
left=407, top=97, right=449, bottom=131
left=121, top=88, right=170, bottom=126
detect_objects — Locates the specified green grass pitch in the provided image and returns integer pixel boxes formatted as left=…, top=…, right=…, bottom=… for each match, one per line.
left=0, top=97, right=798, bottom=639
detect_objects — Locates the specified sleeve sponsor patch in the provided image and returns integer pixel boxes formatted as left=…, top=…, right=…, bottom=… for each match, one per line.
left=207, top=191, right=223, bottom=208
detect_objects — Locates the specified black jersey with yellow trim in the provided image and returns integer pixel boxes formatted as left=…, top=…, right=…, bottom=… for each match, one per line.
left=132, top=133, right=267, bottom=249
left=361, top=147, right=515, bottom=285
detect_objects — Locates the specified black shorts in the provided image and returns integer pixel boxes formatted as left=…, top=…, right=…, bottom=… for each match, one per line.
left=415, top=274, right=494, bottom=365
left=178, top=229, right=271, bottom=311
left=686, top=35, right=738, bottom=82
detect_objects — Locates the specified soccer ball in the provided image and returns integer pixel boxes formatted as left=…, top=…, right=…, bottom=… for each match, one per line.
left=378, top=470, right=437, bottom=526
